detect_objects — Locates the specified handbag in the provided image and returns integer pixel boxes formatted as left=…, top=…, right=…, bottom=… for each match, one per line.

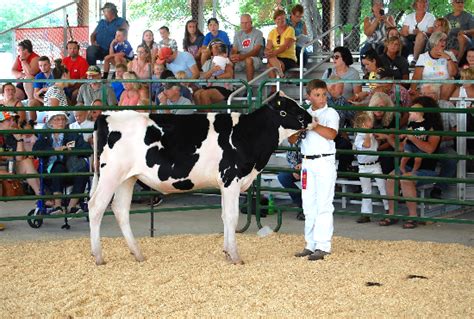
left=1, top=179, right=25, bottom=197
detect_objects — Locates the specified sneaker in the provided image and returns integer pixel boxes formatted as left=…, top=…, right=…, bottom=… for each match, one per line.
left=294, top=248, right=314, bottom=257
left=356, top=216, right=371, bottom=223
left=430, top=187, right=442, bottom=199
left=296, top=212, right=306, bottom=221
left=68, top=207, right=84, bottom=215
left=307, top=249, right=330, bottom=261
left=151, top=195, right=164, bottom=207
left=50, top=206, right=64, bottom=215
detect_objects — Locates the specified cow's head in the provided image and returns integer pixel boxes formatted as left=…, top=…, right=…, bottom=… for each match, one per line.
left=267, top=92, right=312, bottom=141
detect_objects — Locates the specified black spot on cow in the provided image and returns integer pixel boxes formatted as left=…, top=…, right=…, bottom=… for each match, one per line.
left=95, top=114, right=110, bottom=158
left=146, top=114, right=210, bottom=182
left=144, top=125, right=162, bottom=146
left=100, top=163, right=106, bottom=168
left=108, top=131, right=122, bottom=149
left=172, top=179, right=194, bottom=190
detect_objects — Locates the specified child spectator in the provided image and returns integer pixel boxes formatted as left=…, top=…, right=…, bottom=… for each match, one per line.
left=103, top=28, right=134, bottom=79
left=158, top=26, right=178, bottom=51
left=210, top=46, right=231, bottom=78
left=141, top=30, right=159, bottom=63
left=119, top=71, right=140, bottom=107
left=111, top=63, right=127, bottom=101
left=353, top=112, right=389, bottom=223
left=151, top=63, right=165, bottom=101
left=400, top=103, right=427, bottom=175
left=292, top=79, right=339, bottom=261
left=183, top=19, right=205, bottom=66
left=69, top=110, right=94, bottom=144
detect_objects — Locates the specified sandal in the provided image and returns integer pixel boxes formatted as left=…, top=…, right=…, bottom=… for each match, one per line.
left=403, top=220, right=418, bottom=229
left=379, top=218, right=399, bottom=226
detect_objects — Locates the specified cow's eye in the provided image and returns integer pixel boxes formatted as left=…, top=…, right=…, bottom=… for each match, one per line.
left=280, top=110, right=287, bottom=117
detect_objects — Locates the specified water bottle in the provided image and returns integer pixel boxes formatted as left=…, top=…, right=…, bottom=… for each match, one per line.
left=257, top=225, right=273, bottom=237
left=267, top=194, right=275, bottom=215
left=7, top=159, right=15, bottom=174
left=302, top=168, right=307, bottom=190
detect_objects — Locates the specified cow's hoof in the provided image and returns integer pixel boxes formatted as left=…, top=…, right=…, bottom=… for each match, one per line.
left=231, top=259, right=245, bottom=265
left=134, top=254, right=145, bottom=262
left=95, top=258, right=106, bottom=266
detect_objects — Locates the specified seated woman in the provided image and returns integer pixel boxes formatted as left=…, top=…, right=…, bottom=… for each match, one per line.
left=128, top=44, right=152, bottom=80
left=380, top=36, right=410, bottom=86
left=380, top=96, right=443, bottom=229
left=33, top=111, right=91, bottom=215
left=194, top=42, right=234, bottom=107
left=265, top=9, right=297, bottom=81
left=0, top=83, right=24, bottom=121
left=410, top=32, right=458, bottom=101
left=458, top=47, right=474, bottom=69
left=361, top=0, right=395, bottom=57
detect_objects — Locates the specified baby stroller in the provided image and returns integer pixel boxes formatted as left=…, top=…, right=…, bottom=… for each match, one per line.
left=27, top=158, right=89, bottom=229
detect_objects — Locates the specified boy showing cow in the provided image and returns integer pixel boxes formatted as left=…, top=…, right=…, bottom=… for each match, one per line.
left=291, top=79, right=339, bottom=261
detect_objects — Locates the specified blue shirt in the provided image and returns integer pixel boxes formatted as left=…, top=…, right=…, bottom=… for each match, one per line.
left=202, top=30, right=232, bottom=52
left=166, top=52, right=197, bottom=79
left=94, top=17, right=127, bottom=51
left=33, top=72, right=54, bottom=89
left=111, top=82, right=124, bottom=101
left=113, top=40, right=134, bottom=59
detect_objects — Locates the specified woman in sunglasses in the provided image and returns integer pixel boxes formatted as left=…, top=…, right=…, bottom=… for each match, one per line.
left=264, top=9, right=297, bottom=80
left=400, top=0, right=435, bottom=67
left=322, top=46, right=362, bottom=101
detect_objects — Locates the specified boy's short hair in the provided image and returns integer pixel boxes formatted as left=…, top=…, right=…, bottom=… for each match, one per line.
left=115, top=63, right=127, bottom=71
left=306, top=79, right=327, bottom=95
left=117, top=28, right=128, bottom=37
left=38, top=56, right=51, bottom=63
left=159, top=26, right=170, bottom=33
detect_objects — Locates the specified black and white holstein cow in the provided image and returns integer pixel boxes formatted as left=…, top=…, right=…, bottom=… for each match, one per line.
left=89, top=93, right=312, bottom=265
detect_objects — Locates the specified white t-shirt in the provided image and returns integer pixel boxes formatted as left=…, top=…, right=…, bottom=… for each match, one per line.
left=403, top=12, right=436, bottom=34
left=354, top=133, right=379, bottom=164
left=70, top=120, right=94, bottom=142
left=300, top=105, right=339, bottom=156
left=416, top=51, right=457, bottom=80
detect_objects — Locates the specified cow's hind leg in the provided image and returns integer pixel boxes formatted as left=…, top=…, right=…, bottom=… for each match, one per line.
left=89, top=177, right=120, bottom=265
left=111, top=177, right=145, bottom=262
left=221, top=184, right=243, bottom=264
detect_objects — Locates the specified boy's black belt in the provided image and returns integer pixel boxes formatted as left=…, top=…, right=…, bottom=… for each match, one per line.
left=304, top=154, right=334, bottom=159
left=358, top=161, right=379, bottom=166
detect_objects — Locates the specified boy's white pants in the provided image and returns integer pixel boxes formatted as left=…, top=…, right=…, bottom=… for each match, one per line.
left=358, top=162, right=389, bottom=214
left=301, top=155, right=337, bottom=253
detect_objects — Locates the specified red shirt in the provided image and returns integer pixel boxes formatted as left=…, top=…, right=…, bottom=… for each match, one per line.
left=62, top=55, right=89, bottom=79
left=15, top=51, right=39, bottom=72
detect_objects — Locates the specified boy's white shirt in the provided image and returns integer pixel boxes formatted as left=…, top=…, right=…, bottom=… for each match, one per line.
left=300, top=104, right=339, bottom=156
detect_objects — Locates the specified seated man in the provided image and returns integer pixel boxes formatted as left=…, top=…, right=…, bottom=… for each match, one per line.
left=156, top=47, right=200, bottom=79
left=86, top=2, right=128, bottom=66
left=76, top=66, right=117, bottom=106
left=230, top=14, right=263, bottom=81
left=157, top=80, right=194, bottom=114
left=62, top=40, right=89, bottom=104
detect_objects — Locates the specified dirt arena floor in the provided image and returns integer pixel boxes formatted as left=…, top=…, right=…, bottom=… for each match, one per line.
left=1, top=233, right=473, bottom=317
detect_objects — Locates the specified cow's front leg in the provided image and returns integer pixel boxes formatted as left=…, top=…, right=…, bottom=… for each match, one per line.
left=221, top=183, right=243, bottom=264
left=111, top=177, right=144, bottom=262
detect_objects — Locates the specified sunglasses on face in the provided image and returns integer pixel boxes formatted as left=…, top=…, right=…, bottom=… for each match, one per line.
left=276, top=35, right=281, bottom=45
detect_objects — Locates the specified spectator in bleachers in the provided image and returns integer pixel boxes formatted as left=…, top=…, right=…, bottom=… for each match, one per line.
left=353, top=112, right=389, bottom=223
left=103, top=28, right=134, bottom=80
left=385, top=26, right=411, bottom=59
left=326, top=75, right=355, bottom=173
left=277, top=139, right=304, bottom=220
left=194, top=42, right=234, bottom=106
left=36, top=59, right=70, bottom=126
left=141, top=30, right=159, bottom=64
left=63, top=41, right=89, bottom=105
left=69, top=110, right=94, bottom=145
left=287, top=4, right=310, bottom=66
left=111, top=63, right=126, bottom=101
left=372, top=68, right=412, bottom=111
left=230, top=14, right=264, bottom=81
left=157, top=47, right=200, bottom=79
left=157, top=80, right=194, bottom=114
left=380, top=36, right=410, bottom=84
left=200, top=18, right=232, bottom=67
left=89, top=99, right=104, bottom=122
left=420, top=83, right=457, bottom=199
left=76, top=66, right=117, bottom=106
left=322, top=46, right=362, bottom=101
left=458, top=47, right=474, bottom=69
left=28, top=56, right=53, bottom=111
left=400, top=0, right=435, bottom=67
left=0, top=83, right=24, bottom=122
left=155, top=72, right=193, bottom=105
left=265, top=9, right=297, bottom=81
left=86, top=2, right=128, bottom=66
left=119, top=71, right=140, bottom=107
left=361, top=49, right=385, bottom=89
left=366, top=92, right=397, bottom=174
left=410, top=32, right=458, bottom=100
left=427, top=18, right=451, bottom=52
left=445, top=0, right=474, bottom=60
left=381, top=96, right=443, bottom=229
left=151, top=63, right=165, bottom=101
left=11, top=39, right=40, bottom=105
left=128, top=44, right=152, bottom=80
left=33, top=111, right=91, bottom=216
left=361, top=0, right=395, bottom=56
left=183, top=20, right=205, bottom=68
left=158, top=26, right=178, bottom=51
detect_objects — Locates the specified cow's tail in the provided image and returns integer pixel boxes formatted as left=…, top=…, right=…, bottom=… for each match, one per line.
left=90, top=115, right=108, bottom=197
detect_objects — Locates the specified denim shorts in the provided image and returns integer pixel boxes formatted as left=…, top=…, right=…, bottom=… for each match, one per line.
left=404, top=166, right=437, bottom=187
